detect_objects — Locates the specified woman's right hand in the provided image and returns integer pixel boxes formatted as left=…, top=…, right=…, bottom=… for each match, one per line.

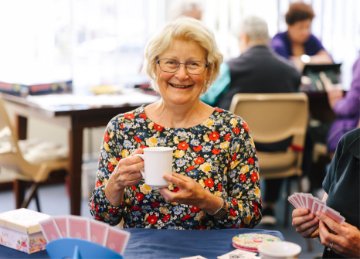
left=104, top=148, right=144, bottom=206
left=292, top=208, right=319, bottom=238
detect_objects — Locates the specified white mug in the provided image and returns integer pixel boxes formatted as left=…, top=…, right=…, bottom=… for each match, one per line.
left=135, top=147, right=173, bottom=188
left=258, top=241, right=301, bottom=259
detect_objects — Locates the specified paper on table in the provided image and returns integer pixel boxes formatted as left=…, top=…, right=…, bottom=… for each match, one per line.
left=27, top=90, right=159, bottom=111
left=217, top=249, right=259, bottom=259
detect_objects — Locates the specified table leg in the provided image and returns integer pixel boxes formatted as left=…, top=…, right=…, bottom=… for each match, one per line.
left=68, top=119, right=84, bottom=215
left=16, top=115, right=27, bottom=140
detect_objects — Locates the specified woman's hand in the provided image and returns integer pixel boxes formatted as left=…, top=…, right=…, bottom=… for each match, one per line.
left=104, top=148, right=144, bottom=206
left=159, top=173, right=223, bottom=214
left=292, top=208, right=319, bottom=238
left=317, top=212, right=360, bottom=258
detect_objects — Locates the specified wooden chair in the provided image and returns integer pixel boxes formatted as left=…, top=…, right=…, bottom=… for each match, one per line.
left=0, top=96, right=68, bottom=211
left=229, top=93, right=309, bottom=227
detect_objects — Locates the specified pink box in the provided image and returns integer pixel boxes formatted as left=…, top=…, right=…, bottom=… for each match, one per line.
left=0, top=208, right=50, bottom=254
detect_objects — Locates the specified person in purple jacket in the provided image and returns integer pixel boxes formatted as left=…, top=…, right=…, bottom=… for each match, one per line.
left=271, top=2, right=332, bottom=71
left=321, top=54, right=360, bottom=153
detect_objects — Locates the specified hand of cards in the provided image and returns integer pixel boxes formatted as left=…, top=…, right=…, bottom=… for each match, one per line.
left=39, top=215, right=130, bottom=254
left=288, top=192, right=345, bottom=223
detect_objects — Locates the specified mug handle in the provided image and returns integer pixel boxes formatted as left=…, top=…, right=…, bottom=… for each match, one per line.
left=134, top=154, right=145, bottom=178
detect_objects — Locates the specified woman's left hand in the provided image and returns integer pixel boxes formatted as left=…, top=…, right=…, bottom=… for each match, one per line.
left=159, top=172, right=222, bottom=213
left=317, top=212, right=360, bottom=258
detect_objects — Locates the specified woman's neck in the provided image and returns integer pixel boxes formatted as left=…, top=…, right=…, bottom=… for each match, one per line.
left=146, top=100, right=213, bottom=128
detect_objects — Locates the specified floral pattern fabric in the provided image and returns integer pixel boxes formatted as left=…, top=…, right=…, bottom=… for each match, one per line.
left=89, top=105, right=262, bottom=229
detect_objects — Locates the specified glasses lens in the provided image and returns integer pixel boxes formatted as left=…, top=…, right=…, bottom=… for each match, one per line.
left=158, top=59, right=206, bottom=75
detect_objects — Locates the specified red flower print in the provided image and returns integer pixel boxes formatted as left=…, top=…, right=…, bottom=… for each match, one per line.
left=224, top=133, right=231, bottom=141
left=208, top=131, right=220, bottom=141
left=242, top=121, right=249, bottom=132
left=232, top=127, right=240, bottom=135
left=107, top=162, right=114, bottom=172
left=178, top=142, right=189, bottom=150
left=231, top=153, right=237, bottom=161
left=229, top=208, right=237, bottom=217
left=217, top=183, right=223, bottom=192
left=153, top=123, right=164, bottom=132
left=135, top=192, right=144, bottom=201
left=239, top=174, right=247, bottom=182
left=162, top=214, right=170, bottom=223
left=181, top=214, right=191, bottom=221
left=193, top=145, right=202, bottom=152
left=185, top=165, right=195, bottom=172
left=252, top=201, right=259, bottom=216
left=247, top=157, right=254, bottom=165
left=104, top=132, right=110, bottom=142
left=194, top=156, right=205, bottom=164
left=250, top=171, right=258, bottom=183
left=109, top=207, right=119, bottom=214
left=124, top=113, right=135, bottom=120
left=120, top=123, right=125, bottom=129
left=231, top=198, right=237, bottom=206
left=95, top=180, right=102, bottom=187
left=139, top=113, right=147, bottom=119
left=204, top=178, right=214, bottom=188
left=131, top=185, right=137, bottom=191
left=151, top=201, right=160, bottom=208
left=147, top=215, right=158, bottom=224
left=215, top=107, right=223, bottom=112
left=133, top=136, right=142, bottom=143
left=172, top=186, right=180, bottom=192
left=190, top=206, right=201, bottom=213
left=132, top=205, right=140, bottom=211
left=212, top=149, right=220, bottom=155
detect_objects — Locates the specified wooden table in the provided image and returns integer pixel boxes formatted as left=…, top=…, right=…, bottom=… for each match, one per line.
left=2, top=93, right=158, bottom=215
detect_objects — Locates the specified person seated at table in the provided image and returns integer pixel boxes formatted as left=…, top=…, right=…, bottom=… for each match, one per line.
left=271, top=2, right=333, bottom=71
left=201, top=16, right=300, bottom=226
left=291, top=128, right=360, bottom=258
left=89, top=17, right=262, bottom=229
left=201, top=15, right=301, bottom=110
left=321, top=53, right=360, bottom=154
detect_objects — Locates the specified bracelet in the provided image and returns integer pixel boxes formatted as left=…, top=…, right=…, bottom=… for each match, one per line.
left=209, top=198, right=225, bottom=215
left=209, top=199, right=228, bottom=220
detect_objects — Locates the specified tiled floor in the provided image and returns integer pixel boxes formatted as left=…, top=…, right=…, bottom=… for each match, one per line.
left=0, top=184, right=323, bottom=258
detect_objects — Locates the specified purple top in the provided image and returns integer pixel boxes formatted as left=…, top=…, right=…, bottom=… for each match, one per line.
left=327, top=55, right=360, bottom=152
left=271, top=31, right=325, bottom=59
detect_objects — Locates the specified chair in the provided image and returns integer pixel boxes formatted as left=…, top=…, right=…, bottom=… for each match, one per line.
left=0, top=96, right=68, bottom=211
left=229, top=93, right=309, bottom=227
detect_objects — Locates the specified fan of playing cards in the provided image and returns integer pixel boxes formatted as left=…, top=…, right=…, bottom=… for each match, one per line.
left=39, top=215, right=130, bottom=255
left=288, top=192, right=345, bottom=223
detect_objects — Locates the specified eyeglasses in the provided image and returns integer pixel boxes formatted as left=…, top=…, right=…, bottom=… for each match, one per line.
left=156, top=58, right=208, bottom=75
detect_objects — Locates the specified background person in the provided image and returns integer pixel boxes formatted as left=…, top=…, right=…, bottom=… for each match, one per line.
left=89, top=17, right=262, bottom=229
left=271, top=1, right=333, bottom=71
left=201, top=16, right=301, bottom=225
left=292, top=128, right=360, bottom=258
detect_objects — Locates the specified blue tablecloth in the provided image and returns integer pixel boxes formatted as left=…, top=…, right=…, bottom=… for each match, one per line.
left=0, top=228, right=283, bottom=259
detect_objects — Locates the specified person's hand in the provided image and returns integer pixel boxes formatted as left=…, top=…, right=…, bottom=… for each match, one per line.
left=292, top=208, right=319, bottom=238
left=105, top=148, right=144, bottom=205
left=317, top=212, right=360, bottom=258
left=159, top=173, right=221, bottom=212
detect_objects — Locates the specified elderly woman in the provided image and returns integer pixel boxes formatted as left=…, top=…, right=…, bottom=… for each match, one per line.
left=271, top=2, right=332, bottom=71
left=89, top=17, right=262, bottom=229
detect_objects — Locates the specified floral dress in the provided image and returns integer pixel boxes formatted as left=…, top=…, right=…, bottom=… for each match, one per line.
left=89, top=106, right=262, bottom=229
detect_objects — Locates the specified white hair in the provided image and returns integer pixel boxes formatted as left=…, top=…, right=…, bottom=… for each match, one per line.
left=239, top=16, right=269, bottom=44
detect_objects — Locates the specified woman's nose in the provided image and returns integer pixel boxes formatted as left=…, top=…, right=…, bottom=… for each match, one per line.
left=174, top=64, right=190, bottom=79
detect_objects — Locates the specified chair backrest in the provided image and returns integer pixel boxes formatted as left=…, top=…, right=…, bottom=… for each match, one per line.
left=229, top=93, right=309, bottom=149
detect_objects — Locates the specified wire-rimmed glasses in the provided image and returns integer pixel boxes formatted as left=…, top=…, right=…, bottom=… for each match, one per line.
left=156, top=58, right=208, bottom=75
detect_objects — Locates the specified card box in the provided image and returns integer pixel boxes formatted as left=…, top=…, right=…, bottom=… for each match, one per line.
left=0, top=208, right=50, bottom=254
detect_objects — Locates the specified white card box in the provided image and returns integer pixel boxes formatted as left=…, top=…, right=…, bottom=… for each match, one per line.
left=0, top=208, right=50, bottom=254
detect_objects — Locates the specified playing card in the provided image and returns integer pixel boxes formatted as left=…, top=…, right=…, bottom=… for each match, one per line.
left=39, top=218, right=61, bottom=242
left=105, top=227, right=130, bottom=254
left=53, top=216, right=68, bottom=238
left=324, top=207, right=345, bottom=223
left=68, top=215, right=89, bottom=240
left=288, top=196, right=299, bottom=208
left=89, top=219, right=109, bottom=246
